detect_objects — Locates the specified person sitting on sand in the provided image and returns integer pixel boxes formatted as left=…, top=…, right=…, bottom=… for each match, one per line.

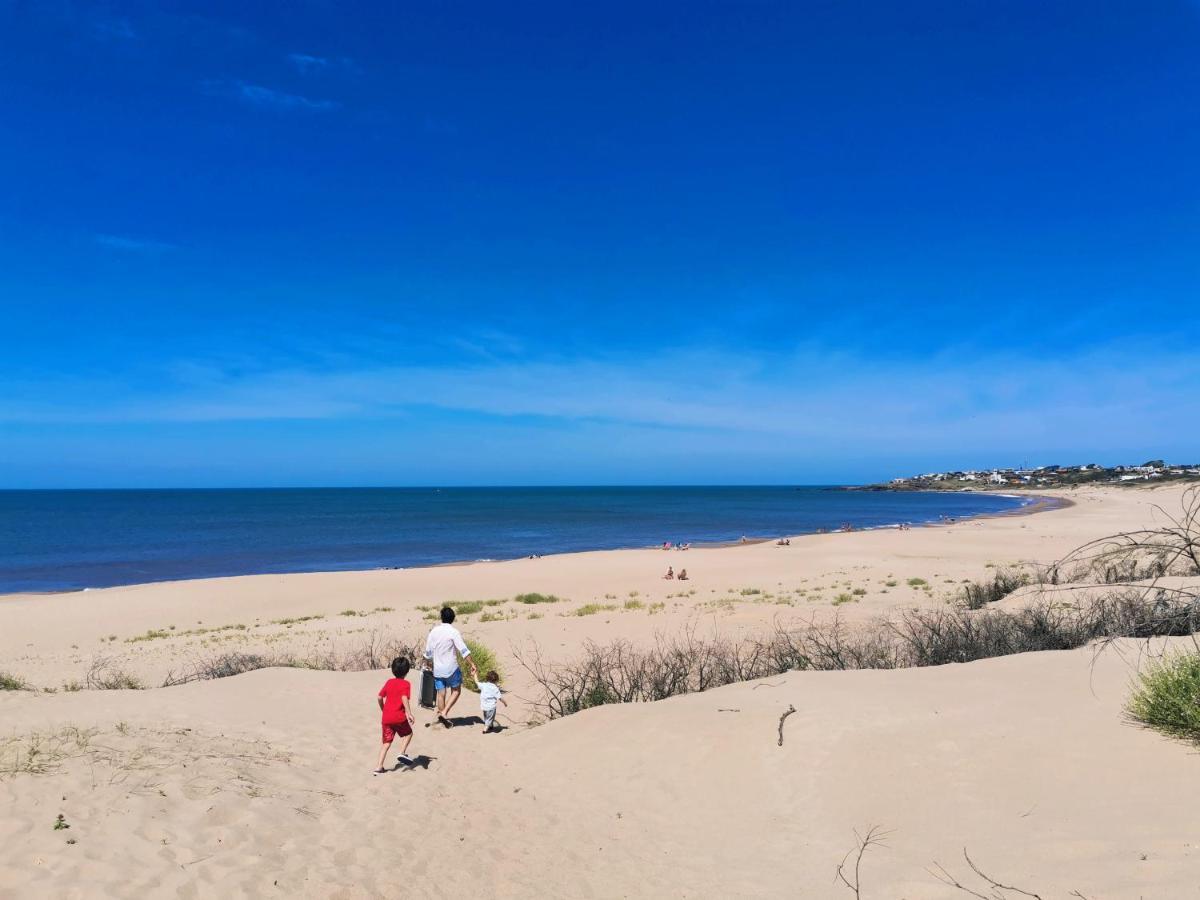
left=375, top=656, right=415, bottom=773
left=678, top=568, right=689, bottom=580
left=478, top=670, right=507, bottom=734
left=664, top=566, right=674, bottom=579
left=424, top=607, right=478, bottom=728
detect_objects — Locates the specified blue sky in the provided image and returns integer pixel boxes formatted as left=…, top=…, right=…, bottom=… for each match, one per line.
left=2, top=1, right=1198, bottom=487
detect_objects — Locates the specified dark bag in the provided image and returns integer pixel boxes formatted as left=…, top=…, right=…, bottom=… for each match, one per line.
left=419, top=669, right=438, bottom=709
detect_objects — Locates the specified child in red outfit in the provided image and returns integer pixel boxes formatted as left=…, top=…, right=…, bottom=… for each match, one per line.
left=376, top=657, right=415, bottom=773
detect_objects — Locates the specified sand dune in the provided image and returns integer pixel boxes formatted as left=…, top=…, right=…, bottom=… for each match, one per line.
left=2, top=484, right=1198, bottom=897
left=2, top=638, right=1197, bottom=898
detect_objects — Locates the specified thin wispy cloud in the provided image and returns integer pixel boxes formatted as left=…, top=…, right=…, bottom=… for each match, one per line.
left=6, top=344, right=1197, bottom=469
left=234, top=81, right=339, bottom=111
left=95, top=234, right=175, bottom=252
left=287, top=53, right=360, bottom=75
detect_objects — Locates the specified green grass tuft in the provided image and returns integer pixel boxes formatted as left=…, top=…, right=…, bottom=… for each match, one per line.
left=573, top=603, right=617, bottom=617
left=452, top=601, right=486, bottom=615
left=0, top=671, right=29, bottom=691
left=514, top=593, right=562, bottom=605
left=463, top=639, right=501, bottom=693
left=1128, top=652, right=1200, bottom=742
left=126, top=629, right=172, bottom=643
left=907, top=578, right=928, bottom=587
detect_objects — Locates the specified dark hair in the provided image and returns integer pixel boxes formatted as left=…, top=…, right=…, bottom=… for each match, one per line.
left=486, top=670, right=499, bottom=683
left=390, top=657, right=411, bottom=678
left=440, top=606, right=455, bottom=624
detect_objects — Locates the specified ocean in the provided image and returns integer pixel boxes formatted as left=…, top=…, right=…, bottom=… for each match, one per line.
left=0, top=487, right=1029, bottom=594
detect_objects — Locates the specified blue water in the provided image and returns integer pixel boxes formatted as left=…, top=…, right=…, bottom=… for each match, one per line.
left=0, top=487, right=1029, bottom=593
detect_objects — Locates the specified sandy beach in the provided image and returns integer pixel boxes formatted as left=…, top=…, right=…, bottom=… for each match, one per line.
left=2, top=483, right=1198, bottom=897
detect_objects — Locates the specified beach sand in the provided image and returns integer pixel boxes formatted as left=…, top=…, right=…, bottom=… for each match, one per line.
left=1, top=483, right=1198, bottom=897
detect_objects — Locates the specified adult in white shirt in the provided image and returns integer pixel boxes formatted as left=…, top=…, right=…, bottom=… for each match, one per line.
left=424, top=606, right=478, bottom=727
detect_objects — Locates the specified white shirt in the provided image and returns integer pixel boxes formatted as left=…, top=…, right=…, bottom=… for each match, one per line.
left=424, top=623, right=470, bottom=679
left=478, top=681, right=502, bottom=711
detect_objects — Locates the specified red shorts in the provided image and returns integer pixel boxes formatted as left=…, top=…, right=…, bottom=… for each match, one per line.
left=382, top=720, right=412, bottom=742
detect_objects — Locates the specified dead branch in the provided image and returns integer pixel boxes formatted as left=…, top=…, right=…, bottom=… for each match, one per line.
left=777, top=704, right=796, bottom=746
left=834, top=825, right=889, bottom=898
left=930, top=848, right=1043, bottom=899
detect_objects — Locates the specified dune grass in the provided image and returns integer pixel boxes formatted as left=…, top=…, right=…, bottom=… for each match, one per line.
left=1128, top=651, right=1200, bottom=743
left=451, top=601, right=487, bottom=615
left=961, top=569, right=1029, bottom=609
left=514, top=593, right=562, bottom=605
left=0, top=671, right=29, bottom=691
left=574, top=603, right=618, bottom=617
left=464, top=639, right=501, bottom=693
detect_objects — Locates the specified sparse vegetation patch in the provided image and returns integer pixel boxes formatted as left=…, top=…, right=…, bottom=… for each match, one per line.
left=1128, top=651, right=1200, bottom=743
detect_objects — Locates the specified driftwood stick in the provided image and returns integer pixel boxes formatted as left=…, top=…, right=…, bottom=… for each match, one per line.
left=777, top=704, right=796, bottom=746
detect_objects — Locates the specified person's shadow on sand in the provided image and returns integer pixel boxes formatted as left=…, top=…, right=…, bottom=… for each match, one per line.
left=425, top=715, right=484, bottom=729
left=392, top=755, right=435, bottom=772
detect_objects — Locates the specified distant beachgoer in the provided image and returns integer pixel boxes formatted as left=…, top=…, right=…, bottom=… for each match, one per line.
left=664, top=566, right=674, bottom=579
left=740, top=535, right=747, bottom=543
left=678, top=569, right=689, bottom=581
left=424, top=607, right=478, bottom=728
left=375, top=656, right=415, bottom=773
left=663, top=541, right=672, bottom=550
left=478, top=670, right=507, bottom=734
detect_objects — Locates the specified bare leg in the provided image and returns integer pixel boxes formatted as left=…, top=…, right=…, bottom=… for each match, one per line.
left=442, top=685, right=462, bottom=719
left=376, top=741, right=392, bottom=771
left=435, top=687, right=447, bottom=719
left=398, top=731, right=413, bottom=758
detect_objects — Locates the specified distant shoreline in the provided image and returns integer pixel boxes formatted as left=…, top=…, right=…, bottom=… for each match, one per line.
left=0, top=490, right=1050, bottom=599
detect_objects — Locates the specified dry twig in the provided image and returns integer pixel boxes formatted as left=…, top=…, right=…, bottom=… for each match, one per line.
left=777, top=704, right=796, bottom=746
left=834, top=825, right=889, bottom=897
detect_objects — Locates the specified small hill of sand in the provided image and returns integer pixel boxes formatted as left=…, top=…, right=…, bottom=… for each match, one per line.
left=3, top=636, right=1197, bottom=898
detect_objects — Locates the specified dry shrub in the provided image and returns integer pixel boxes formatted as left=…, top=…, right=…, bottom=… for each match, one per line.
left=85, top=657, right=143, bottom=690
left=160, top=630, right=425, bottom=686
left=519, top=590, right=1200, bottom=720
left=960, top=568, right=1029, bottom=609
left=1043, top=485, right=1200, bottom=587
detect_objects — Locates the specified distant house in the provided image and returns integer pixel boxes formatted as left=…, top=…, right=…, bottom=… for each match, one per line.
left=988, top=472, right=1006, bottom=485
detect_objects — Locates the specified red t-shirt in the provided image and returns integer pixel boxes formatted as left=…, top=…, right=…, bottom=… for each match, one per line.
left=378, top=678, right=411, bottom=723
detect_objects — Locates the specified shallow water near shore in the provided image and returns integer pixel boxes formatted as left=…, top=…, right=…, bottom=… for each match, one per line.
left=0, top=486, right=1029, bottom=593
